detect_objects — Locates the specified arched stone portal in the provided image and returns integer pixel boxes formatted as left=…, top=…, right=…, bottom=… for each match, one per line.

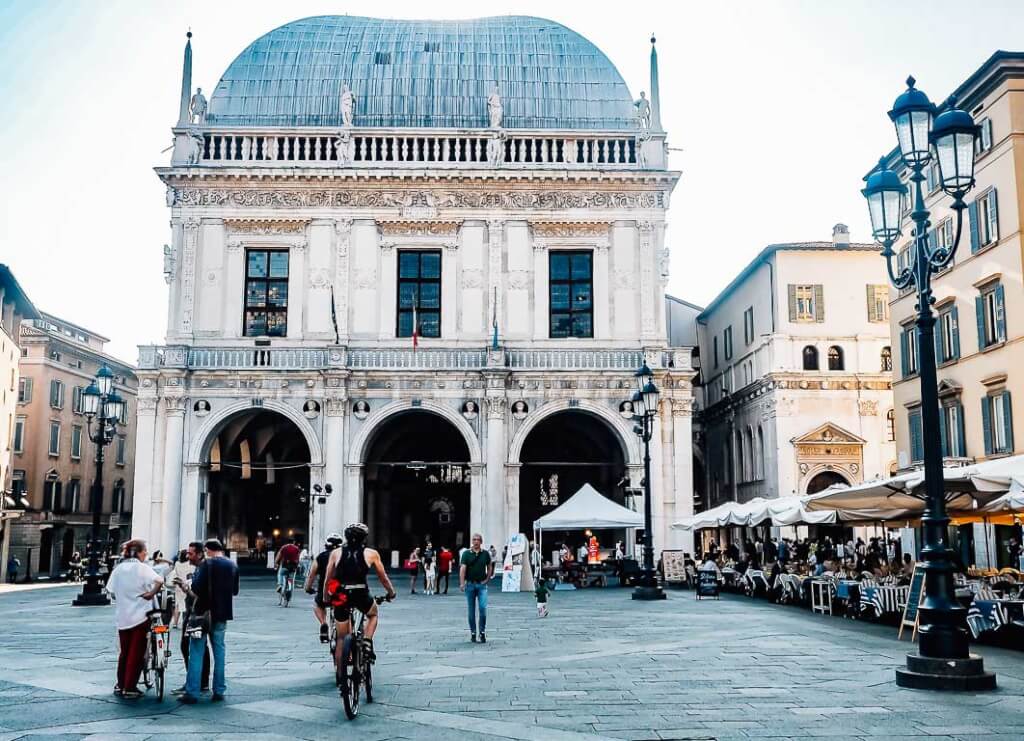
left=516, top=409, right=629, bottom=555
left=805, top=470, right=849, bottom=495
left=199, top=409, right=312, bottom=562
left=361, top=409, right=472, bottom=560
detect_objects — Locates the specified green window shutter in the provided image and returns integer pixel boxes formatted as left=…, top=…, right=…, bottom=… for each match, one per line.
left=975, top=295, right=987, bottom=349
left=909, top=411, right=924, bottom=462
left=899, top=330, right=909, bottom=378
left=990, top=189, right=999, bottom=242
left=982, top=396, right=993, bottom=456
left=938, top=406, right=948, bottom=458
left=956, top=402, right=967, bottom=457
left=866, top=285, right=875, bottom=322
left=814, top=284, right=825, bottom=322
left=934, top=317, right=944, bottom=362
left=787, top=285, right=797, bottom=322
left=951, top=306, right=961, bottom=359
left=995, top=284, right=1007, bottom=342
left=968, top=199, right=980, bottom=253
left=1002, top=391, right=1014, bottom=452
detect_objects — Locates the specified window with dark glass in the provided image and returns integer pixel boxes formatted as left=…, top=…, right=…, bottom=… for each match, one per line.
left=396, top=250, right=441, bottom=338
left=549, top=251, right=593, bottom=338
left=244, top=249, right=289, bottom=337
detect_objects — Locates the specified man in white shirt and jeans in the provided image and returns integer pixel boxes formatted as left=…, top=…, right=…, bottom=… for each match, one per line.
left=106, top=539, right=164, bottom=699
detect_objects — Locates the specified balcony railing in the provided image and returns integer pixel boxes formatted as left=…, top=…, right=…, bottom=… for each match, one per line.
left=138, top=345, right=691, bottom=373
left=174, top=127, right=665, bottom=170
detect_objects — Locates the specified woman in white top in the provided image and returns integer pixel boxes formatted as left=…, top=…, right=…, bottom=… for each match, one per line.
left=106, top=539, right=163, bottom=699
left=168, top=549, right=195, bottom=628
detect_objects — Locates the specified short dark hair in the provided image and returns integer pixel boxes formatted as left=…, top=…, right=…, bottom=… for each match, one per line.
left=188, top=541, right=203, bottom=552
left=204, top=538, right=225, bottom=553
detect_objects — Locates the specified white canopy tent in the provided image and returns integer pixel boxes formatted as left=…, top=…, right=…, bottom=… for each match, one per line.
left=533, top=483, right=643, bottom=563
left=670, top=496, right=900, bottom=530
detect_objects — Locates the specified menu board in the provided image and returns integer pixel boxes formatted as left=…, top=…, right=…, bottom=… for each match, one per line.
left=662, top=550, right=686, bottom=584
left=898, top=564, right=926, bottom=640
left=697, top=570, right=719, bottom=598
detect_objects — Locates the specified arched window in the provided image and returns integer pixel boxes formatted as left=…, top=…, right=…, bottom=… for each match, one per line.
left=112, top=479, right=126, bottom=514
left=802, top=345, right=819, bottom=370
left=735, top=430, right=744, bottom=484
left=744, top=427, right=754, bottom=482
left=756, top=425, right=765, bottom=480
left=881, top=346, right=892, bottom=372
left=828, top=345, right=844, bottom=371
left=886, top=409, right=895, bottom=442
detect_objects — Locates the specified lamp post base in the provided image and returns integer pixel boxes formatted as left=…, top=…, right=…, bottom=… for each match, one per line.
left=895, top=654, right=996, bottom=691
left=72, top=580, right=110, bottom=607
left=631, top=584, right=667, bottom=601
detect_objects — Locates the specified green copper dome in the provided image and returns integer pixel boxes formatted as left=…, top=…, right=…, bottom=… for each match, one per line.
left=207, top=15, right=636, bottom=129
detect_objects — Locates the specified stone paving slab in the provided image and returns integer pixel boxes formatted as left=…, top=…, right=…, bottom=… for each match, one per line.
left=0, top=578, right=1022, bottom=739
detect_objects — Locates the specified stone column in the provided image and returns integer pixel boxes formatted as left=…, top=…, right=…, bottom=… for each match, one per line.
left=160, top=396, right=187, bottom=554
left=224, top=238, right=245, bottom=338
left=593, top=241, right=611, bottom=340
left=469, top=463, right=486, bottom=541
left=442, top=241, right=459, bottom=339
left=669, top=398, right=695, bottom=554
left=166, top=219, right=183, bottom=340
left=286, top=239, right=307, bottom=338
left=483, top=396, right=507, bottom=548
left=532, top=242, right=548, bottom=339
left=344, top=464, right=363, bottom=530
left=378, top=241, right=397, bottom=341
left=333, top=220, right=353, bottom=344
left=487, top=220, right=504, bottom=339
left=179, top=464, right=202, bottom=547
left=130, top=395, right=158, bottom=541
left=322, top=396, right=347, bottom=539
left=648, top=398, right=667, bottom=556
left=506, top=463, right=521, bottom=540
left=637, top=220, right=658, bottom=343
left=179, top=218, right=200, bottom=338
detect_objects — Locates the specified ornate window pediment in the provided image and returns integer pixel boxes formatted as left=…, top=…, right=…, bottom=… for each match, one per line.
left=792, top=422, right=866, bottom=446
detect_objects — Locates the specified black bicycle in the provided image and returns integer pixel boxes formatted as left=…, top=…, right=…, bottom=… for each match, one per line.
left=337, top=595, right=388, bottom=719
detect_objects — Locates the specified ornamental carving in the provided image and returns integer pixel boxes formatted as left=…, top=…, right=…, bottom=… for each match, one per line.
left=531, top=222, right=611, bottom=238
left=508, top=270, right=531, bottom=290
left=163, top=396, right=188, bottom=414
left=180, top=219, right=199, bottom=334
left=353, top=269, right=377, bottom=289
left=462, top=269, right=484, bottom=289
left=174, top=188, right=664, bottom=211
left=224, top=219, right=309, bottom=235
left=137, top=398, right=158, bottom=414
left=310, top=268, right=331, bottom=290
left=378, top=220, right=460, bottom=237
left=485, top=396, right=507, bottom=420
left=859, top=400, right=879, bottom=416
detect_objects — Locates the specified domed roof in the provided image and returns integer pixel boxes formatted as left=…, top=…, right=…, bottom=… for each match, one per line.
left=207, top=15, right=636, bottom=130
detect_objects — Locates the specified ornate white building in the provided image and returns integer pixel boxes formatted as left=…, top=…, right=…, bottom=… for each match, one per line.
left=132, top=16, right=695, bottom=562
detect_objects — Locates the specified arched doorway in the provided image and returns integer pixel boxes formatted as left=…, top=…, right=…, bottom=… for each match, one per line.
left=805, top=470, right=848, bottom=494
left=362, top=410, right=471, bottom=559
left=518, top=410, right=627, bottom=552
left=203, top=410, right=311, bottom=562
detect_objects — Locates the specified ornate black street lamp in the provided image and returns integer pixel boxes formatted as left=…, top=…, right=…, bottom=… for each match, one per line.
left=630, top=362, right=665, bottom=600
left=73, top=365, right=125, bottom=607
left=862, top=77, right=994, bottom=689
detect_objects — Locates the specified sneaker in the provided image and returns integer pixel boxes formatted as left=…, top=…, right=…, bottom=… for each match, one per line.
left=470, top=633, right=477, bottom=643
left=320, top=624, right=329, bottom=643
left=171, top=686, right=187, bottom=696
left=479, top=633, right=487, bottom=643
left=122, top=689, right=144, bottom=700
left=177, top=695, right=198, bottom=705
left=211, top=693, right=225, bottom=702
left=113, top=687, right=123, bottom=697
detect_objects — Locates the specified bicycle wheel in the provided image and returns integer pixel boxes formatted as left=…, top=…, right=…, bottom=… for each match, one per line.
left=155, top=666, right=164, bottom=702
left=339, top=635, right=360, bottom=719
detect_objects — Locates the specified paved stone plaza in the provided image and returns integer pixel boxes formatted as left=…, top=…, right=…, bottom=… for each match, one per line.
left=0, top=577, right=1022, bottom=740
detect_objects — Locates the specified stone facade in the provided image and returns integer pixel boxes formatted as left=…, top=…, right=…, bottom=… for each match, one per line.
left=131, top=18, right=697, bottom=560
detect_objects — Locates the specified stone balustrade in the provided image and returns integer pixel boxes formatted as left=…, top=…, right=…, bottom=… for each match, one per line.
left=137, top=345, right=691, bottom=373
left=174, top=127, right=665, bottom=170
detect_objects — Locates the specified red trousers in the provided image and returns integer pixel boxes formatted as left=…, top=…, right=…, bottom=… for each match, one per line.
left=117, top=621, right=149, bottom=692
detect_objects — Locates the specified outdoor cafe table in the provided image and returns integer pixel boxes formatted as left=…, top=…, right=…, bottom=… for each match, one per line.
left=860, top=584, right=910, bottom=617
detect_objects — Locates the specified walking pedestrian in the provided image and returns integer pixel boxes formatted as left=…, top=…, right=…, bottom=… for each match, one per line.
left=422, top=540, right=435, bottom=592
left=6, top=554, right=20, bottom=583
left=178, top=539, right=239, bottom=704
left=168, top=549, right=193, bottom=629
left=437, top=545, right=454, bottom=595
left=405, top=547, right=421, bottom=594
left=274, top=539, right=300, bottom=594
left=460, top=533, right=494, bottom=643
left=171, top=542, right=210, bottom=695
left=106, top=539, right=164, bottom=699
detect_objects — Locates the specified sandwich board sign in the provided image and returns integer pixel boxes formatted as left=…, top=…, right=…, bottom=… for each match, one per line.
left=898, top=564, right=926, bottom=641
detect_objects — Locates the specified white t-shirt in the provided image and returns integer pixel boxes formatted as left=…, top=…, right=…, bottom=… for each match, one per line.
left=107, top=559, right=163, bottom=630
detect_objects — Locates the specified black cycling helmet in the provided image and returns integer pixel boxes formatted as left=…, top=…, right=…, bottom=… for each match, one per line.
left=324, top=532, right=344, bottom=550
left=344, top=522, right=369, bottom=543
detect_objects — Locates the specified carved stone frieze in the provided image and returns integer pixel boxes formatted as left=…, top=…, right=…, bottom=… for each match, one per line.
left=224, top=218, right=309, bottom=235
left=378, top=220, right=461, bottom=237
left=163, top=396, right=188, bottom=414
left=531, top=221, right=612, bottom=238
left=137, top=397, right=158, bottom=414
left=174, top=188, right=664, bottom=211
left=180, top=219, right=199, bottom=334
left=485, top=396, right=507, bottom=420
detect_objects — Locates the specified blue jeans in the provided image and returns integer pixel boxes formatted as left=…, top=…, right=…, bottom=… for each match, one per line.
left=277, top=567, right=295, bottom=591
left=465, top=582, right=488, bottom=634
left=186, top=622, right=226, bottom=697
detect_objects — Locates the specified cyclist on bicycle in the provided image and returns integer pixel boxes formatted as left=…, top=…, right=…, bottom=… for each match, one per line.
left=275, top=539, right=300, bottom=594
left=323, top=523, right=396, bottom=668
left=305, top=532, right=344, bottom=643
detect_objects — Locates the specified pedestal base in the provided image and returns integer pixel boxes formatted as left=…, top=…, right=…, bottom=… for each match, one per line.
left=895, top=653, right=996, bottom=691
left=72, top=583, right=110, bottom=607
left=631, top=585, right=667, bottom=601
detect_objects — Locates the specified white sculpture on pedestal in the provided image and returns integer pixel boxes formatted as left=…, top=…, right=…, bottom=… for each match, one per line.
left=190, top=88, right=208, bottom=124
left=634, top=91, right=651, bottom=129
left=487, top=85, right=503, bottom=128
left=340, top=83, right=355, bottom=127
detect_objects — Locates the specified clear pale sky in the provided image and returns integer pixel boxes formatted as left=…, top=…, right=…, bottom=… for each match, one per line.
left=1, top=0, right=1022, bottom=361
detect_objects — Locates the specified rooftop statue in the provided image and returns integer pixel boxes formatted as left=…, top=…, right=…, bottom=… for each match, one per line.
left=190, top=88, right=208, bottom=124
left=487, top=85, right=503, bottom=128
left=340, top=83, right=355, bottom=127
left=634, top=91, right=651, bottom=129
left=334, top=129, right=355, bottom=166
left=486, top=129, right=506, bottom=165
